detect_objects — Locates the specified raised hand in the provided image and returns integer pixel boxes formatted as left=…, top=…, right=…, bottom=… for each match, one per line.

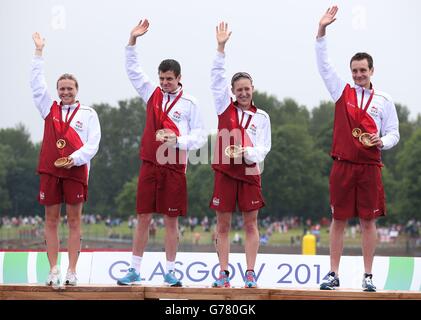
left=320, top=6, right=338, bottom=28
left=32, top=32, right=45, bottom=52
left=317, top=6, right=338, bottom=38
left=129, top=19, right=150, bottom=45
left=216, top=21, right=232, bottom=53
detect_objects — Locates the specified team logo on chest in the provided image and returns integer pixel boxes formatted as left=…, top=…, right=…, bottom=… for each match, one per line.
left=368, top=105, right=379, bottom=117
left=249, top=124, right=257, bottom=135
left=171, top=111, right=182, bottom=123
left=75, top=120, right=83, bottom=130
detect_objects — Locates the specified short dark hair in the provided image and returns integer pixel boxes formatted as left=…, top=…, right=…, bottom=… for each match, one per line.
left=158, top=59, right=181, bottom=77
left=350, top=52, right=374, bottom=69
left=231, top=72, right=253, bottom=87
left=56, top=73, right=79, bottom=90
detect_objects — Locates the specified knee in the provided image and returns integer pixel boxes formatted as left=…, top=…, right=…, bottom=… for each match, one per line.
left=164, top=218, right=178, bottom=232
left=217, top=222, right=231, bottom=235
left=45, top=217, right=60, bottom=229
left=244, top=221, right=258, bottom=235
left=138, top=214, right=152, bottom=227
left=360, top=220, right=375, bottom=232
left=332, top=219, right=347, bottom=230
left=67, top=217, right=80, bottom=230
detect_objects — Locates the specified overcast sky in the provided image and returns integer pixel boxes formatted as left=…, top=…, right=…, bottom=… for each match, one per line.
left=1, top=0, right=420, bottom=142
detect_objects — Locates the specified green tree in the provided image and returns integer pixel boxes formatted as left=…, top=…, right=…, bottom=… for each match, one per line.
left=0, top=125, right=40, bottom=216
left=394, top=128, right=421, bottom=221
left=254, top=92, right=310, bottom=128
left=382, top=104, right=414, bottom=174
left=115, top=175, right=138, bottom=217
left=187, top=164, right=214, bottom=218
left=85, top=98, right=146, bottom=216
left=0, top=144, right=12, bottom=212
left=381, top=166, right=400, bottom=222
left=310, top=101, right=334, bottom=157
left=262, top=124, right=330, bottom=220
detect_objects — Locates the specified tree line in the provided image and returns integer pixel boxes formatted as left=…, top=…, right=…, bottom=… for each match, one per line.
left=1, top=91, right=420, bottom=223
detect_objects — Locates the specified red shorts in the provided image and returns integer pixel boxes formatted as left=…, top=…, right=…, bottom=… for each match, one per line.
left=136, top=161, right=187, bottom=216
left=38, top=174, right=87, bottom=206
left=209, top=170, right=265, bottom=213
left=329, top=160, right=385, bottom=220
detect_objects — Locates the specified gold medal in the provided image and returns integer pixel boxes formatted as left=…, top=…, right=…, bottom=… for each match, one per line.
left=359, top=133, right=375, bottom=148
left=352, top=128, right=362, bottom=138
left=56, top=139, right=66, bottom=149
left=224, top=145, right=243, bottom=159
left=54, top=157, right=70, bottom=168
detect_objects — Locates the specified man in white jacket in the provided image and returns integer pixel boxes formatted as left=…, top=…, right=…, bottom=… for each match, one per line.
left=315, top=6, right=399, bottom=292
left=117, top=19, right=206, bottom=287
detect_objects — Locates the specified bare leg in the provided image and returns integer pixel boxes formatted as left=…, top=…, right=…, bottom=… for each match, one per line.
left=66, top=202, right=83, bottom=272
left=44, top=204, right=61, bottom=270
left=215, top=212, right=232, bottom=271
left=329, top=218, right=348, bottom=275
left=164, top=215, right=179, bottom=262
left=359, top=218, right=377, bottom=273
left=132, top=213, right=152, bottom=257
left=242, top=210, right=259, bottom=270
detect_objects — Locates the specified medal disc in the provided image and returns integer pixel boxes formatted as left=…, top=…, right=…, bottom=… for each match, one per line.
left=224, top=145, right=243, bottom=159
left=352, top=128, right=362, bottom=138
left=56, top=139, right=66, bottom=149
left=359, top=133, right=375, bottom=147
left=54, top=157, right=69, bottom=168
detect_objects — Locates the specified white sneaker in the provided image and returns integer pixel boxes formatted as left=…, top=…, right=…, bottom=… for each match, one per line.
left=362, top=273, right=376, bottom=292
left=65, top=270, right=78, bottom=286
left=46, top=266, right=61, bottom=289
